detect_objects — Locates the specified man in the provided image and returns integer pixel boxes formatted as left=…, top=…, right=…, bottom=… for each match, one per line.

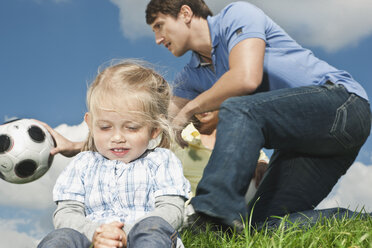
left=146, top=0, right=371, bottom=230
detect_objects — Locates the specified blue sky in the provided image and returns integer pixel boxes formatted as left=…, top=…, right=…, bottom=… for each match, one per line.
left=1, top=0, right=372, bottom=246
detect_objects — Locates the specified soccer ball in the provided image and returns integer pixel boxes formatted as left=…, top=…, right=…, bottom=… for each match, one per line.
left=0, top=119, right=55, bottom=184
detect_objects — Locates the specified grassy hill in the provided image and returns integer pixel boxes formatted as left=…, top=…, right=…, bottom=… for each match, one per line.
left=181, top=214, right=372, bottom=247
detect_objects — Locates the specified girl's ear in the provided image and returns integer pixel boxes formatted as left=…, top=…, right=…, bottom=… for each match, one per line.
left=150, top=127, right=162, bottom=139
left=84, top=112, right=92, bottom=130
left=148, top=127, right=163, bottom=150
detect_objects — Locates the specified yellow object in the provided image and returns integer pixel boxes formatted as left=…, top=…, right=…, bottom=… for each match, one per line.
left=174, top=123, right=269, bottom=197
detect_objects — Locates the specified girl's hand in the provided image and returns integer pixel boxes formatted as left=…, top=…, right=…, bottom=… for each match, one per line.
left=32, top=119, right=83, bottom=157
left=93, top=222, right=127, bottom=248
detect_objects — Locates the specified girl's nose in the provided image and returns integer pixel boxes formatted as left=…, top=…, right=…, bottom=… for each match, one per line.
left=112, top=132, right=125, bottom=143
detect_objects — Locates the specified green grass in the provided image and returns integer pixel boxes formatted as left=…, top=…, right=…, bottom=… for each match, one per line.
left=181, top=214, right=372, bottom=247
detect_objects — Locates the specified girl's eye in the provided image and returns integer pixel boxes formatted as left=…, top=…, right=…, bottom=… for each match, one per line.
left=126, top=123, right=143, bottom=131
left=100, top=126, right=111, bottom=130
left=127, top=126, right=139, bottom=131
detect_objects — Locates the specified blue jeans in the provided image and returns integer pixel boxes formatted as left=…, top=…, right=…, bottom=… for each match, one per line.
left=190, top=83, right=371, bottom=227
left=37, top=228, right=91, bottom=248
left=37, top=216, right=180, bottom=248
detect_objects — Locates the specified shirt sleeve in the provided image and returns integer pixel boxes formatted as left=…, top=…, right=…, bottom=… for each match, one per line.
left=219, top=2, right=267, bottom=53
left=53, top=200, right=100, bottom=241
left=151, top=149, right=191, bottom=199
left=53, top=153, right=88, bottom=203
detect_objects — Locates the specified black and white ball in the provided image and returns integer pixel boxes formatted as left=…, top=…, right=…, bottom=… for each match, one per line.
left=0, top=119, right=55, bottom=184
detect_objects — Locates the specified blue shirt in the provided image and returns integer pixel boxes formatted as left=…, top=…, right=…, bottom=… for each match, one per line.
left=173, top=1, right=368, bottom=100
left=53, top=149, right=190, bottom=225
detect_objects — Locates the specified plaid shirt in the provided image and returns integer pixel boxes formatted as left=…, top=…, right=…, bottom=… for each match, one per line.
left=53, top=148, right=190, bottom=225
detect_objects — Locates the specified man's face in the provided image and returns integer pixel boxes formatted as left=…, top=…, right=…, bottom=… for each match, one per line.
left=150, top=12, right=189, bottom=57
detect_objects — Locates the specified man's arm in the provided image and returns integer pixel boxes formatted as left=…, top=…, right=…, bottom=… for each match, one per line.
left=169, top=96, right=191, bottom=146
left=174, top=38, right=266, bottom=128
left=169, top=95, right=190, bottom=121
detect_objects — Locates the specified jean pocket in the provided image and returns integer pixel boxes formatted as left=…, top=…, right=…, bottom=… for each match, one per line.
left=330, top=94, right=371, bottom=149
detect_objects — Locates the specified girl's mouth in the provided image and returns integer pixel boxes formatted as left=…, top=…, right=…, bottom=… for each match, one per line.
left=110, top=148, right=129, bottom=157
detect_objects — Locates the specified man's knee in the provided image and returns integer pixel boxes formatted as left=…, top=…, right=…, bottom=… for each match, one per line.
left=220, top=96, right=246, bottom=112
left=220, top=95, right=263, bottom=118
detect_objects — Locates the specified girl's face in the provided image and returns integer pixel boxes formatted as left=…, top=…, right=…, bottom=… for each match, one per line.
left=85, top=107, right=160, bottom=163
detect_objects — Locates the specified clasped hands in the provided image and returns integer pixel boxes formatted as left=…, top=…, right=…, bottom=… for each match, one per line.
left=92, top=221, right=127, bottom=248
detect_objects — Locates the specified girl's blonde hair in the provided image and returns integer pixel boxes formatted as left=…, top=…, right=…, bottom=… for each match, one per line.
left=83, top=59, right=173, bottom=152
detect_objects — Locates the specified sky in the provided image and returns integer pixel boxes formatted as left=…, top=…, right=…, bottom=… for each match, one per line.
left=0, top=0, right=372, bottom=247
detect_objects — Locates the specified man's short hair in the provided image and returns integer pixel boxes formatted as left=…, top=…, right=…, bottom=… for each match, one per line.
left=146, top=0, right=213, bottom=25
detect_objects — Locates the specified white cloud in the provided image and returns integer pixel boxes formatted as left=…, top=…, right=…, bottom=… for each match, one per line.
left=0, top=219, right=39, bottom=248
left=110, top=0, right=150, bottom=40
left=0, top=122, right=88, bottom=209
left=317, top=162, right=372, bottom=212
left=111, top=0, right=372, bottom=52
left=248, top=0, right=372, bottom=52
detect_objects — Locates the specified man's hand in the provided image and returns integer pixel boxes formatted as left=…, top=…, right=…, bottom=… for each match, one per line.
left=32, top=119, right=83, bottom=157
left=93, top=221, right=127, bottom=248
left=172, top=108, right=193, bottom=148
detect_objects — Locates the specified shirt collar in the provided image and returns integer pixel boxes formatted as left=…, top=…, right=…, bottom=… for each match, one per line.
left=189, top=52, right=202, bottom=68
left=189, top=52, right=212, bottom=68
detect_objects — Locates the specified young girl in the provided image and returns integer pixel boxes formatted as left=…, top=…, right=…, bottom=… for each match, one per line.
left=38, top=60, right=190, bottom=248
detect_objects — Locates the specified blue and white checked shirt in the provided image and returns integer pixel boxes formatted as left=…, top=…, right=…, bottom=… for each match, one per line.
left=53, top=148, right=190, bottom=225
